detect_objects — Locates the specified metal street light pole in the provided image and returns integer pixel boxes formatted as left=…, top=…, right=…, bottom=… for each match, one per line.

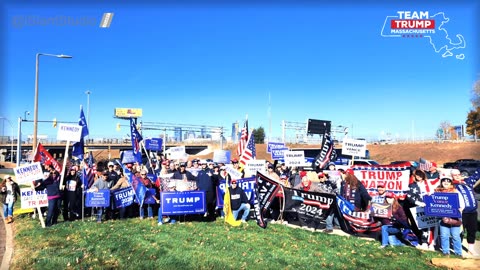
left=85, top=90, right=91, bottom=129
left=24, top=111, right=30, bottom=121
left=33, top=53, right=72, bottom=154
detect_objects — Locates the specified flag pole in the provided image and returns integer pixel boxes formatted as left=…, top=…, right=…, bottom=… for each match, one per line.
left=81, top=160, right=85, bottom=222
left=31, top=141, right=46, bottom=228
left=59, top=140, right=70, bottom=190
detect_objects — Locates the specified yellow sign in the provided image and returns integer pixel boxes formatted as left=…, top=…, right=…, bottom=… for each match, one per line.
left=114, top=108, right=143, bottom=118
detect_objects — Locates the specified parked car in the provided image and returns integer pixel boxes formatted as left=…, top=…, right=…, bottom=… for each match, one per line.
left=443, top=159, right=478, bottom=169
left=352, top=159, right=380, bottom=166
left=443, top=160, right=480, bottom=177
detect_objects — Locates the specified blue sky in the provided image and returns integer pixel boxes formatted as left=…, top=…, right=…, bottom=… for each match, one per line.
left=1, top=0, right=478, bottom=143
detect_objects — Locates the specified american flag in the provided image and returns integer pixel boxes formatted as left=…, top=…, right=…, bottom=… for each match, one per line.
left=239, top=133, right=256, bottom=165
left=237, top=119, right=248, bottom=156
left=418, top=158, right=432, bottom=171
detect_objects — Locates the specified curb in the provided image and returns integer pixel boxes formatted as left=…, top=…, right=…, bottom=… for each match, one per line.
left=0, top=212, right=13, bottom=270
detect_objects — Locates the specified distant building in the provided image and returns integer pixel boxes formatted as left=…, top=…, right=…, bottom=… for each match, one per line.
left=174, top=127, right=182, bottom=142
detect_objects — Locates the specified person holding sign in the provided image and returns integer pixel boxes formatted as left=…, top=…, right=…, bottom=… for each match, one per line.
left=62, top=167, right=82, bottom=221
left=379, top=193, right=409, bottom=248
left=1, top=175, right=20, bottom=224
left=39, top=165, right=62, bottom=227
left=89, top=171, right=111, bottom=223
left=405, top=169, right=437, bottom=251
left=434, top=177, right=465, bottom=257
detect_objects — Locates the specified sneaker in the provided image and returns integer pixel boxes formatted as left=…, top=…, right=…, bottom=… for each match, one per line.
left=417, top=243, right=428, bottom=250
left=157, top=222, right=163, bottom=226
left=204, top=212, right=208, bottom=217
left=241, top=220, right=247, bottom=223
left=428, top=244, right=435, bottom=251
left=378, top=245, right=387, bottom=249
left=323, top=229, right=333, bottom=234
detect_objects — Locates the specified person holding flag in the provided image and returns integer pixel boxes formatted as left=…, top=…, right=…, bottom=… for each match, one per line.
left=130, top=118, right=143, bottom=164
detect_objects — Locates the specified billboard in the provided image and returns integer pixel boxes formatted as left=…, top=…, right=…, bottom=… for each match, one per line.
left=114, top=108, right=143, bottom=118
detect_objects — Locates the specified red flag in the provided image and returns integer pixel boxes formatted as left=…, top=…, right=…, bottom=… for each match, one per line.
left=34, top=143, right=62, bottom=173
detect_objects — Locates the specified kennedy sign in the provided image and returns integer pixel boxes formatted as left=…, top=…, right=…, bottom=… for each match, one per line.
left=57, top=123, right=82, bottom=142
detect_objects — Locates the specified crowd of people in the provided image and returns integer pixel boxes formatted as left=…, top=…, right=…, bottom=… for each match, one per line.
left=1, top=154, right=479, bottom=257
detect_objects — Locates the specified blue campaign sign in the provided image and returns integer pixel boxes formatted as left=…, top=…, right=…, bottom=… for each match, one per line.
left=213, top=150, right=231, bottom=164
left=121, top=150, right=137, bottom=164
left=161, top=191, right=206, bottom=215
left=145, top=138, right=163, bottom=151
left=424, top=192, right=461, bottom=218
left=215, top=177, right=256, bottom=208
left=113, top=187, right=135, bottom=208
left=267, top=142, right=286, bottom=153
left=86, top=190, right=111, bottom=207
left=271, top=147, right=289, bottom=160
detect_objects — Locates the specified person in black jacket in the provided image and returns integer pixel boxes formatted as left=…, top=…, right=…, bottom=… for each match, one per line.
left=197, top=161, right=215, bottom=220
left=62, top=166, right=82, bottom=221
left=340, top=171, right=372, bottom=212
left=229, top=180, right=250, bottom=223
left=1, top=175, right=21, bottom=224
left=39, top=165, right=62, bottom=227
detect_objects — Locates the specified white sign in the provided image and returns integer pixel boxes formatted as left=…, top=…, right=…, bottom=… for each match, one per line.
left=284, top=151, right=305, bottom=167
left=410, top=206, right=439, bottom=229
left=168, top=146, right=186, bottom=160
left=13, top=162, right=44, bottom=184
left=342, top=138, right=367, bottom=157
left=57, top=123, right=83, bottom=142
left=20, top=188, right=48, bottom=209
left=213, top=150, right=231, bottom=164
left=244, top=160, right=266, bottom=177
left=225, top=165, right=243, bottom=179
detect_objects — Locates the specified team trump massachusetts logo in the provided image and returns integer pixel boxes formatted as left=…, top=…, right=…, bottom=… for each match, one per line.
left=381, top=11, right=466, bottom=59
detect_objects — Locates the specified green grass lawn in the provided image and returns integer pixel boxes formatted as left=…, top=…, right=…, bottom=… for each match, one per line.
left=10, top=213, right=447, bottom=270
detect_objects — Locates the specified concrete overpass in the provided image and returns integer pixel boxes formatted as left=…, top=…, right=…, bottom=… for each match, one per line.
left=0, top=142, right=209, bottom=162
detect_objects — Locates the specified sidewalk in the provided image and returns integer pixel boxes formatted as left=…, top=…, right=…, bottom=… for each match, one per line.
left=0, top=212, right=13, bottom=270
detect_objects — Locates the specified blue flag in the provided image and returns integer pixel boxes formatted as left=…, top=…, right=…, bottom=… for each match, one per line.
left=87, top=151, right=94, bottom=168
left=82, top=166, right=88, bottom=189
left=130, top=118, right=143, bottom=163
left=72, top=106, right=89, bottom=159
left=131, top=176, right=147, bottom=207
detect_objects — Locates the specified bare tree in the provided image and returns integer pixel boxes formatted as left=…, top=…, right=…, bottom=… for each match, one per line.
left=438, top=121, right=452, bottom=140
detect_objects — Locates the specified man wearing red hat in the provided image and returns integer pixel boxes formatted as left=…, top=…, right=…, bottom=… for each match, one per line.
left=425, top=162, right=440, bottom=180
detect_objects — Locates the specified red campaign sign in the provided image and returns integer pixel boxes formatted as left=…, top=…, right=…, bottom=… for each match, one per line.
left=352, top=166, right=410, bottom=194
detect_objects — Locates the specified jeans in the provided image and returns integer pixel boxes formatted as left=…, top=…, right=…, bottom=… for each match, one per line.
left=3, top=201, right=14, bottom=217
left=46, top=198, right=61, bottom=226
left=96, top=207, right=103, bottom=222
left=157, top=206, right=163, bottom=223
left=232, top=203, right=250, bottom=221
left=325, top=213, right=340, bottom=230
left=381, top=225, right=405, bottom=246
left=440, top=223, right=462, bottom=255
left=140, top=204, right=153, bottom=218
